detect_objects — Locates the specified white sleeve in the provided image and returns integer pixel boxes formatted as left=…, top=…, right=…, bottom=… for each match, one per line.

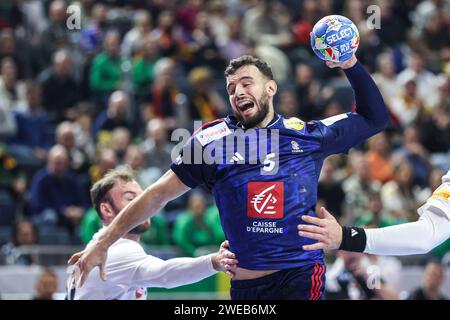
left=131, top=254, right=217, bottom=289
left=364, top=207, right=450, bottom=255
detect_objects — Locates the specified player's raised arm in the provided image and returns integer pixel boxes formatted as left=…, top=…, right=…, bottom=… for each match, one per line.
left=68, top=169, right=191, bottom=287
left=316, top=54, right=390, bottom=156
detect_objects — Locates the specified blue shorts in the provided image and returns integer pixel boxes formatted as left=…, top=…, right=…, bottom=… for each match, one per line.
left=230, top=263, right=326, bottom=300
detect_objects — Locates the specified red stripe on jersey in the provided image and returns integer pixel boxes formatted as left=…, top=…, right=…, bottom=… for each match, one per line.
left=309, top=264, right=319, bottom=300
left=192, top=118, right=225, bottom=136
left=313, top=265, right=325, bottom=300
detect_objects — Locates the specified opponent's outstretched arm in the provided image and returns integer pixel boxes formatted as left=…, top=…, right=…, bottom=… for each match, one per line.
left=68, top=169, right=191, bottom=286
left=298, top=206, right=450, bottom=255
left=134, top=241, right=238, bottom=289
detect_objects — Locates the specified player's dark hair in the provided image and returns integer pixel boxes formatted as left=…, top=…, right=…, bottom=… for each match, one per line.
left=225, top=55, right=274, bottom=80
left=90, top=167, right=135, bottom=219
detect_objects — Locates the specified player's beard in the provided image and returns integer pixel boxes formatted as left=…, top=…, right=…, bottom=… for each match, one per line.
left=128, top=223, right=150, bottom=235
left=234, top=92, right=270, bottom=128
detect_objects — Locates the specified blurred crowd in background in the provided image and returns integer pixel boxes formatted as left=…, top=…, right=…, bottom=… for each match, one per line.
left=0, top=0, right=449, bottom=299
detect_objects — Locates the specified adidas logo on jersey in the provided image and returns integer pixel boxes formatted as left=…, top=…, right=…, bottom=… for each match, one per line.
left=230, top=152, right=244, bottom=163
left=351, top=228, right=358, bottom=237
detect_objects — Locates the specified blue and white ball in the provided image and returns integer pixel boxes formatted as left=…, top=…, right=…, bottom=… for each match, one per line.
left=310, top=15, right=359, bottom=63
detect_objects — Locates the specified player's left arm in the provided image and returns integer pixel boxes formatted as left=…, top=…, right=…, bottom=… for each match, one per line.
left=132, top=241, right=238, bottom=288
left=317, top=55, right=390, bottom=156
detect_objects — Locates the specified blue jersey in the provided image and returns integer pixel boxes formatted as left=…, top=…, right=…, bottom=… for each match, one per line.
left=170, top=62, right=389, bottom=270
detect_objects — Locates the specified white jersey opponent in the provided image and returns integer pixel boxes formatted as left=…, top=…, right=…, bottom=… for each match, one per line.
left=364, top=170, right=450, bottom=255
left=67, top=229, right=217, bottom=300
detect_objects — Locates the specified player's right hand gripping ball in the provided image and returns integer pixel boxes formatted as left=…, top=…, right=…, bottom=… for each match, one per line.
left=310, top=15, right=359, bottom=63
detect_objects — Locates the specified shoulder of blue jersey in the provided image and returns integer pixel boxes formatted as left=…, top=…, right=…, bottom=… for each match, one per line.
left=319, top=113, right=349, bottom=126
left=282, top=117, right=305, bottom=131
left=194, top=119, right=232, bottom=146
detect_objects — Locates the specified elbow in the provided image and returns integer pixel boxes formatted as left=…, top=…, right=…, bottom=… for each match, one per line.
left=159, top=276, right=178, bottom=289
left=372, top=106, right=390, bottom=130
left=411, top=238, right=435, bottom=255
left=414, top=244, right=433, bottom=255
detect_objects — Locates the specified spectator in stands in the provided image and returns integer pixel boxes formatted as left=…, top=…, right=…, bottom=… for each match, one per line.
left=9, top=81, right=51, bottom=168
left=1, top=219, right=38, bottom=265
left=33, top=268, right=58, bottom=300
left=71, top=103, right=96, bottom=163
left=277, top=89, right=299, bottom=118
left=187, top=67, right=227, bottom=122
left=375, top=1, right=408, bottom=50
left=150, top=10, right=187, bottom=60
left=390, top=79, right=424, bottom=127
left=294, top=62, right=324, bottom=121
left=55, top=121, right=90, bottom=175
left=110, top=127, right=131, bottom=165
left=132, top=36, right=161, bottom=98
left=150, top=58, right=181, bottom=130
left=392, top=126, right=430, bottom=187
left=419, top=79, right=450, bottom=171
left=140, top=214, right=170, bottom=246
left=93, top=90, right=131, bottom=141
left=322, top=100, right=344, bottom=119
left=325, top=251, right=399, bottom=300
left=173, top=192, right=225, bottom=256
left=409, top=261, right=447, bottom=300
left=40, top=50, right=81, bottom=124
left=141, top=118, right=174, bottom=174
left=342, top=152, right=381, bottom=224
left=412, top=10, right=450, bottom=72
left=0, top=57, right=26, bottom=111
left=318, top=157, right=345, bottom=221
left=397, top=52, right=439, bottom=110
left=29, top=145, right=87, bottom=234
left=89, top=30, right=122, bottom=106
left=356, top=191, right=405, bottom=228
left=0, top=143, right=26, bottom=223
left=372, top=52, right=401, bottom=108
left=89, top=148, right=118, bottom=185
left=121, top=10, right=153, bottom=59
left=430, top=74, right=450, bottom=111
left=218, top=15, right=251, bottom=62
left=79, top=3, right=109, bottom=56
left=80, top=207, right=103, bottom=245
left=241, top=0, right=292, bottom=49
left=38, top=0, right=71, bottom=69
left=0, top=100, right=16, bottom=141
left=366, top=132, right=394, bottom=184
left=380, top=161, right=423, bottom=222
left=0, top=29, right=29, bottom=80
left=18, top=0, right=47, bottom=45
left=123, top=144, right=160, bottom=187
left=187, top=10, right=225, bottom=74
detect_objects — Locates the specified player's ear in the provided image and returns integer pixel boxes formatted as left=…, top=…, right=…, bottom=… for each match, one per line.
left=265, top=79, right=277, bottom=97
left=99, top=202, right=113, bottom=220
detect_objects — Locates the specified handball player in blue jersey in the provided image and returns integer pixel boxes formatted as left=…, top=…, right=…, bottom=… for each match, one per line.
left=69, top=53, right=389, bottom=300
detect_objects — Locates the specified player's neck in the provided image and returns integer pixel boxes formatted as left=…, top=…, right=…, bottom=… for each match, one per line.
left=123, top=233, right=141, bottom=242
left=255, top=109, right=276, bottom=128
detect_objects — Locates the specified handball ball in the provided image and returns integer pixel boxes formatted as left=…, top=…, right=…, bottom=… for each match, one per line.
left=310, top=15, right=359, bottom=63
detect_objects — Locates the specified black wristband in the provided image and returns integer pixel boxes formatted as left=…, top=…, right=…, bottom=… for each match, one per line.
left=339, top=226, right=367, bottom=252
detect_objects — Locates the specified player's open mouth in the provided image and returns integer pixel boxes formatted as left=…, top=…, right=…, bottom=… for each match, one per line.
left=237, top=101, right=255, bottom=116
